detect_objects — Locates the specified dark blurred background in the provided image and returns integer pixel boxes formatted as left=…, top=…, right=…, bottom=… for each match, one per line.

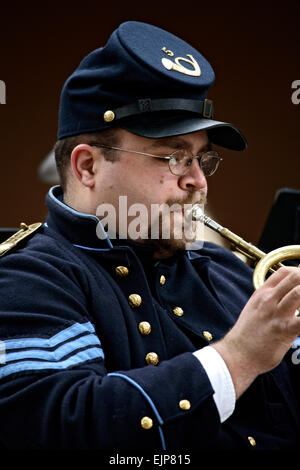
left=0, top=1, right=299, bottom=244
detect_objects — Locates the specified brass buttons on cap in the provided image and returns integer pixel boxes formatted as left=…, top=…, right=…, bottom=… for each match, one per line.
left=203, top=331, right=213, bottom=341
left=173, top=306, right=184, bottom=317
left=115, top=266, right=129, bottom=277
left=159, top=275, right=166, bottom=285
left=141, top=416, right=153, bottom=430
left=103, top=110, right=115, bottom=122
left=145, top=352, right=159, bottom=366
left=248, top=436, right=256, bottom=447
left=128, top=294, right=142, bottom=308
left=179, top=399, right=191, bottom=411
left=139, top=321, right=151, bottom=336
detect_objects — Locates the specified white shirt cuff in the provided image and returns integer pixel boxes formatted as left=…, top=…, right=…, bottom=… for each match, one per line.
left=193, top=346, right=236, bottom=422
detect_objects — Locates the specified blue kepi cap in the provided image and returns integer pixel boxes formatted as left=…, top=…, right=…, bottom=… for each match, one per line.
left=58, top=21, right=247, bottom=151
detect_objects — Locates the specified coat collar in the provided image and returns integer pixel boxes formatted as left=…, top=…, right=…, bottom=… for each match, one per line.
left=46, top=186, right=111, bottom=249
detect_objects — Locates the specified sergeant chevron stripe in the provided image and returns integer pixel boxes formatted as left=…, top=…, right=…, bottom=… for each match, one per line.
left=0, top=321, right=104, bottom=379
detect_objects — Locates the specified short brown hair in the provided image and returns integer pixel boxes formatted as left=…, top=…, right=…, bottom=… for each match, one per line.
left=54, top=127, right=121, bottom=189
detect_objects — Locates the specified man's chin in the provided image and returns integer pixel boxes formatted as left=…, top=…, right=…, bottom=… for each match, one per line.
left=149, top=230, right=200, bottom=258
left=141, top=213, right=202, bottom=258
left=151, top=238, right=187, bottom=259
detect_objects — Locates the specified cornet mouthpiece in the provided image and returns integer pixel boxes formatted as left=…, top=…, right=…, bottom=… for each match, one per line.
left=191, top=208, right=224, bottom=233
left=191, top=205, right=204, bottom=221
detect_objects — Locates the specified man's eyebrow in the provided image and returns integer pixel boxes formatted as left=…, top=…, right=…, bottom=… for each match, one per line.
left=150, top=137, right=189, bottom=149
left=201, top=142, right=212, bottom=153
left=150, top=137, right=212, bottom=153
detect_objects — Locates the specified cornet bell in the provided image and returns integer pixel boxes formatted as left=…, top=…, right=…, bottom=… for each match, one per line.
left=192, top=210, right=300, bottom=317
left=252, top=245, right=300, bottom=290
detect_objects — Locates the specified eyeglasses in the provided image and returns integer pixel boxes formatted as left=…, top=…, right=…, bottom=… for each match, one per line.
left=89, top=143, right=222, bottom=177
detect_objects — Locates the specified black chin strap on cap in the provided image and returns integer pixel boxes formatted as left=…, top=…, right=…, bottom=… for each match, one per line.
left=111, top=98, right=214, bottom=121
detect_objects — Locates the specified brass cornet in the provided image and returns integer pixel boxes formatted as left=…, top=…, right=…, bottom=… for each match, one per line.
left=191, top=207, right=300, bottom=316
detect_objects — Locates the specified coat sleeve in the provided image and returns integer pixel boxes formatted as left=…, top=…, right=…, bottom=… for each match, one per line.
left=0, top=247, right=220, bottom=450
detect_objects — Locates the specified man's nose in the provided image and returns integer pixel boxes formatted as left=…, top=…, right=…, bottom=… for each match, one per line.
left=177, top=158, right=207, bottom=192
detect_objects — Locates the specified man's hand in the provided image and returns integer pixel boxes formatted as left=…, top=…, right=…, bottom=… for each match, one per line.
left=213, top=266, right=300, bottom=398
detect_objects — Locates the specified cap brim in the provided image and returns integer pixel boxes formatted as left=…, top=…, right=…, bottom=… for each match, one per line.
left=120, top=113, right=247, bottom=151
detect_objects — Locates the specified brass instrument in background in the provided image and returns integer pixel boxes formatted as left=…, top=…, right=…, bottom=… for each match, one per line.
left=191, top=207, right=300, bottom=315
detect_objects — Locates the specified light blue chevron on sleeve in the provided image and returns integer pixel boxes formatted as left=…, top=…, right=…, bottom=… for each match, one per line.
left=0, top=321, right=104, bottom=379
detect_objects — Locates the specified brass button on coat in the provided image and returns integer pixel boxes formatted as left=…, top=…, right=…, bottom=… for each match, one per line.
left=103, top=110, right=115, bottom=122
left=141, top=416, right=153, bottom=429
left=248, top=436, right=256, bottom=447
left=145, top=352, right=159, bottom=366
left=203, top=331, right=213, bottom=341
left=115, top=266, right=129, bottom=277
left=179, top=399, right=191, bottom=410
left=128, top=294, right=142, bottom=308
left=173, top=306, right=184, bottom=317
left=138, top=321, right=151, bottom=335
left=159, top=275, right=166, bottom=285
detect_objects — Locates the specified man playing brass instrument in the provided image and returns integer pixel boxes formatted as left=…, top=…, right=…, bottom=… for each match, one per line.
left=0, top=21, right=299, bottom=450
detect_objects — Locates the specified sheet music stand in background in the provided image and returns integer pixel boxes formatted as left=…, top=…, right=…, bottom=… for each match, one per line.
left=258, top=188, right=300, bottom=262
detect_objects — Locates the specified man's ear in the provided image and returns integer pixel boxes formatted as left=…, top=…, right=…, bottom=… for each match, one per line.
left=70, top=144, right=98, bottom=188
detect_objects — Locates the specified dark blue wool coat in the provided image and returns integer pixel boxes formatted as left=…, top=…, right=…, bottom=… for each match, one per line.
left=0, top=186, right=299, bottom=450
